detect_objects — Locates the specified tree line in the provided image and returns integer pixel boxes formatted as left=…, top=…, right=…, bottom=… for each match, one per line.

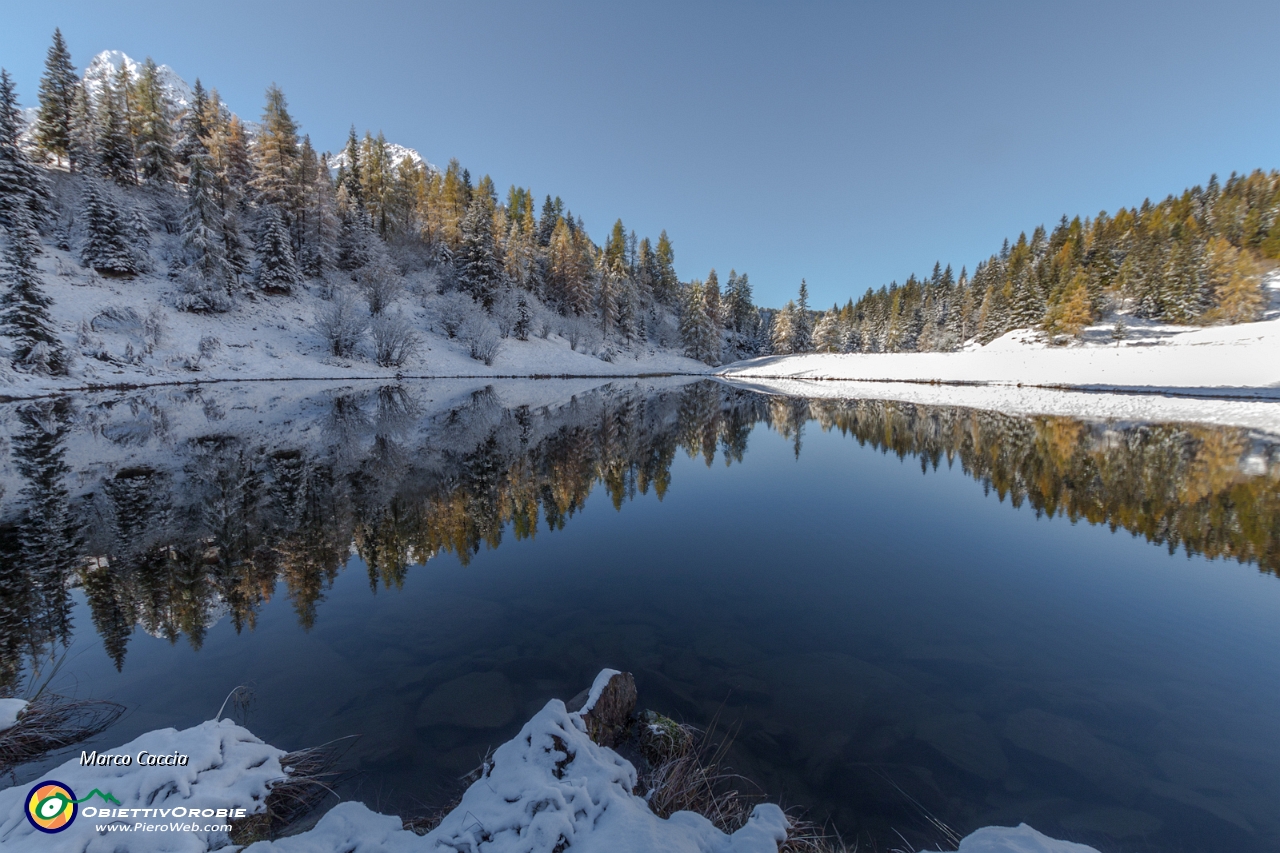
left=0, top=30, right=767, bottom=375
left=804, top=173, right=1275, bottom=353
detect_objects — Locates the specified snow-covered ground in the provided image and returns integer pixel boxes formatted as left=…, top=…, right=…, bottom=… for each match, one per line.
left=0, top=239, right=708, bottom=401
left=719, top=277, right=1280, bottom=432
left=0, top=671, right=1096, bottom=853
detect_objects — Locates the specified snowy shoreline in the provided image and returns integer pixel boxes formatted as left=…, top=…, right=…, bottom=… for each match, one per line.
left=0, top=671, right=1097, bottom=853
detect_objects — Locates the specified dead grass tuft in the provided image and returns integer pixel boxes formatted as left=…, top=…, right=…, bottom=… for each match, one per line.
left=0, top=694, right=125, bottom=777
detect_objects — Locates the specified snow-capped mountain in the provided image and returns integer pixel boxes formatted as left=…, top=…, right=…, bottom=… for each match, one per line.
left=329, top=142, right=435, bottom=175
left=83, top=50, right=193, bottom=112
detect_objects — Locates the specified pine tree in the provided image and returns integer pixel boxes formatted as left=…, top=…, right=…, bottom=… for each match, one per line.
left=254, top=205, right=301, bottom=293
left=96, top=76, right=135, bottom=184
left=457, top=188, right=504, bottom=308
left=34, top=29, right=78, bottom=168
left=654, top=230, right=678, bottom=304
left=514, top=292, right=531, bottom=340
left=133, top=58, right=175, bottom=185
left=67, top=81, right=95, bottom=174
left=79, top=178, right=140, bottom=275
left=794, top=279, right=813, bottom=352
left=175, top=78, right=209, bottom=168
left=297, top=140, right=339, bottom=277
left=701, top=271, right=722, bottom=364
left=0, top=70, right=65, bottom=373
left=178, top=136, right=233, bottom=310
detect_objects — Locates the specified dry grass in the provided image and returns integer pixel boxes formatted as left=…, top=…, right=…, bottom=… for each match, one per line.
left=0, top=693, right=125, bottom=777
left=228, top=737, right=355, bottom=845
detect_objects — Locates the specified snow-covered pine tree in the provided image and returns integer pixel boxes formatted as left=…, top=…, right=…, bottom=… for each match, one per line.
left=67, top=81, right=95, bottom=174
left=701, top=269, right=722, bottom=363
left=771, top=301, right=796, bottom=354
left=336, top=187, right=377, bottom=271
left=597, top=252, right=621, bottom=336
left=457, top=188, right=504, bottom=309
left=794, top=279, right=813, bottom=352
left=654, top=231, right=678, bottom=304
left=175, top=78, right=209, bottom=168
left=178, top=137, right=233, bottom=311
left=253, top=205, right=300, bottom=294
left=78, top=177, right=141, bottom=275
left=133, top=58, right=175, bottom=185
left=34, top=29, right=78, bottom=168
left=813, top=309, right=842, bottom=352
left=0, top=70, right=65, bottom=373
left=514, top=292, right=531, bottom=340
left=95, top=76, right=135, bottom=185
left=297, top=141, right=339, bottom=277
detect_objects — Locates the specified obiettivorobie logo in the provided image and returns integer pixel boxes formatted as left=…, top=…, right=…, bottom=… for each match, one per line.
left=24, top=782, right=120, bottom=833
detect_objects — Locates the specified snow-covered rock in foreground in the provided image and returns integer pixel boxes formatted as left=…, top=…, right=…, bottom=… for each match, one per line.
left=0, top=719, right=285, bottom=851
left=250, top=696, right=789, bottom=853
left=0, top=699, right=27, bottom=733
left=0, top=677, right=1098, bottom=853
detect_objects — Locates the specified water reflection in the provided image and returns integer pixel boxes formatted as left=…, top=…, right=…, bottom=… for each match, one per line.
left=1, top=381, right=1279, bottom=849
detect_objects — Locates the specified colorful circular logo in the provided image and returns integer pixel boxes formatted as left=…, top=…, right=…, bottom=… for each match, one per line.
left=25, top=781, right=77, bottom=833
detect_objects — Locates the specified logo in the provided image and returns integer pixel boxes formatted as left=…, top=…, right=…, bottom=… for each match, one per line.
left=24, top=782, right=119, bottom=833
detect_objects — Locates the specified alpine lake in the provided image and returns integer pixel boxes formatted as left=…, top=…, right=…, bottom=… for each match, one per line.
left=2, top=378, right=1278, bottom=852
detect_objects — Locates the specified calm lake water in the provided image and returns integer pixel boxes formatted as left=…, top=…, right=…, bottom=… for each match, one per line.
left=2, top=379, right=1279, bottom=851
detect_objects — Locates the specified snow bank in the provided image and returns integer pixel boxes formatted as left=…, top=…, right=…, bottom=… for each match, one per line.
left=0, top=718, right=285, bottom=851
left=719, top=314, right=1280, bottom=396
left=0, top=699, right=27, bottom=733
left=0, top=676, right=1098, bottom=853
left=249, top=697, right=789, bottom=853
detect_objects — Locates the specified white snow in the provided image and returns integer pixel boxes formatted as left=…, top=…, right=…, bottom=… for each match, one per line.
left=0, top=240, right=708, bottom=400
left=329, top=141, right=435, bottom=175
left=0, top=718, right=286, bottom=851
left=0, top=677, right=1096, bottom=853
left=720, top=284, right=1280, bottom=433
left=0, top=699, right=27, bottom=733
left=82, top=50, right=194, bottom=112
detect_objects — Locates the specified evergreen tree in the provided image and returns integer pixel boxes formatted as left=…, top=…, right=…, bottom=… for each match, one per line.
left=457, top=188, right=504, bottom=308
left=0, top=70, right=65, bottom=373
left=794, top=279, right=813, bottom=352
left=514, top=292, right=531, bottom=340
left=175, top=78, right=209, bottom=168
left=34, top=29, right=77, bottom=168
left=297, top=140, right=339, bottom=277
left=178, top=136, right=233, bottom=310
left=133, top=58, right=175, bottom=185
left=78, top=178, right=140, bottom=275
left=654, top=230, right=678, bottom=304
left=96, top=75, right=135, bottom=184
left=67, top=81, right=95, bottom=174
left=254, top=205, right=301, bottom=293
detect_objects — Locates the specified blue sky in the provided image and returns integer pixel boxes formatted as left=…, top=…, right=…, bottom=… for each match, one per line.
left=4, top=1, right=1278, bottom=308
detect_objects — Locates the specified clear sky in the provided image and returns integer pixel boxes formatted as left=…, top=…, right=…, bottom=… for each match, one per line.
left=3, top=1, right=1278, bottom=308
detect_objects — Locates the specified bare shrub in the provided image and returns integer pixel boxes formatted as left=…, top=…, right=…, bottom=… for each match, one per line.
left=0, top=693, right=125, bottom=774
left=459, top=314, right=501, bottom=365
left=357, top=263, right=405, bottom=315
left=435, top=291, right=474, bottom=338
left=371, top=312, right=421, bottom=368
left=316, top=292, right=368, bottom=358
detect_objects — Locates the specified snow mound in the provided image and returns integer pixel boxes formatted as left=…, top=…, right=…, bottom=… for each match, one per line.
left=930, top=823, right=1099, bottom=853
left=0, top=699, right=27, bottom=733
left=0, top=719, right=285, bottom=851
left=249, top=696, right=790, bottom=853
left=83, top=50, right=194, bottom=112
